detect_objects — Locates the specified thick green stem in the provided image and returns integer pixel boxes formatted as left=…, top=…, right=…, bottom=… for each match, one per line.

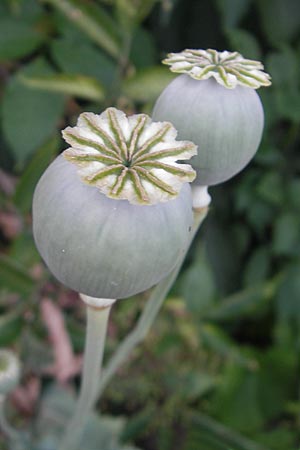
left=58, top=304, right=112, bottom=450
left=97, top=206, right=209, bottom=396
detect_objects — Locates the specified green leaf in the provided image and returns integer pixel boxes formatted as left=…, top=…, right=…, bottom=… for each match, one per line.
left=179, top=246, right=216, bottom=314
left=256, top=0, right=300, bottom=46
left=20, top=73, right=105, bottom=102
left=276, top=265, right=300, bottom=322
left=186, top=412, right=270, bottom=450
left=0, top=17, right=44, bottom=61
left=200, top=324, right=257, bottom=369
left=256, top=172, right=284, bottom=205
left=212, top=363, right=264, bottom=432
left=0, top=254, right=35, bottom=297
left=14, top=136, right=59, bottom=213
left=43, top=0, right=121, bottom=59
left=243, top=246, right=270, bottom=286
left=214, top=0, right=252, bottom=28
left=122, top=67, right=176, bottom=102
left=1, top=59, right=65, bottom=166
left=115, top=0, right=157, bottom=30
left=274, top=88, right=300, bottom=122
left=205, top=278, right=278, bottom=322
left=0, top=309, right=23, bottom=345
left=130, top=27, right=156, bottom=69
left=51, top=37, right=117, bottom=88
left=226, top=29, right=261, bottom=60
left=272, top=213, right=300, bottom=256
left=266, top=48, right=299, bottom=88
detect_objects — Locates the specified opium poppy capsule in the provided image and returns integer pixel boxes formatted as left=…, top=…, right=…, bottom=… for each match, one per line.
left=32, top=108, right=197, bottom=299
left=153, top=49, right=271, bottom=186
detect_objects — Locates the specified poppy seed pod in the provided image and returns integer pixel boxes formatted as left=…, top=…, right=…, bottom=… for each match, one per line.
left=152, top=49, right=271, bottom=186
left=32, top=108, right=197, bottom=299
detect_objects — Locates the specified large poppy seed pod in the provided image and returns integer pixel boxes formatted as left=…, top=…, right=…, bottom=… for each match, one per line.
left=152, top=49, right=272, bottom=186
left=32, top=107, right=197, bottom=299
left=0, top=350, right=21, bottom=395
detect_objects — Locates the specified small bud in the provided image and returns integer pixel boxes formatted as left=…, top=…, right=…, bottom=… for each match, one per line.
left=0, top=350, right=21, bottom=395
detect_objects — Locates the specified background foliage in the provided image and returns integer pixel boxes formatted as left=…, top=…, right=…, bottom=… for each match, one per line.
left=0, top=0, right=300, bottom=449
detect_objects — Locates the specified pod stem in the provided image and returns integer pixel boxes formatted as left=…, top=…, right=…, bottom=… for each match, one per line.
left=97, top=200, right=210, bottom=397
left=58, top=302, right=113, bottom=450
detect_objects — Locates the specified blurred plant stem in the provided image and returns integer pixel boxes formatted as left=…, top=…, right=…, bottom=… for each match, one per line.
left=189, top=412, right=271, bottom=450
left=0, top=395, right=24, bottom=450
left=57, top=304, right=112, bottom=450
left=98, top=205, right=209, bottom=396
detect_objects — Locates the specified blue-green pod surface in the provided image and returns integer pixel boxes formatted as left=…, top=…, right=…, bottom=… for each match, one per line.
left=32, top=155, right=193, bottom=299
left=153, top=75, right=264, bottom=186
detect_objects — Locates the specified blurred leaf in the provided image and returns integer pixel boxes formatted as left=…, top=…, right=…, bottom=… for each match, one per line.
left=116, top=0, right=157, bottom=29
left=214, top=0, right=252, bottom=28
left=258, top=348, right=296, bottom=421
left=205, top=278, right=279, bottom=322
left=0, top=17, right=44, bottom=61
left=243, top=247, right=270, bottom=286
left=9, top=233, right=40, bottom=266
left=122, top=66, right=175, bottom=102
left=14, top=136, right=59, bottom=213
left=212, top=364, right=264, bottom=432
left=51, top=37, right=117, bottom=88
left=1, top=59, right=65, bottom=166
left=267, top=48, right=299, bottom=88
left=205, top=217, right=242, bottom=294
left=14, top=0, right=44, bottom=20
left=35, top=384, right=141, bottom=450
left=274, top=88, right=300, bottom=122
left=0, top=309, right=23, bottom=345
left=20, top=73, right=105, bottom=102
left=43, top=0, right=121, bottom=59
left=130, top=27, right=157, bottom=69
left=272, top=213, right=300, bottom=256
left=288, top=178, right=300, bottom=211
left=186, top=412, right=270, bottom=450
left=226, top=29, right=261, bottom=59
left=276, top=265, right=300, bottom=322
left=246, top=199, right=274, bottom=234
left=256, top=172, right=284, bottom=205
left=0, top=254, right=35, bottom=296
left=199, top=324, right=257, bottom=369
left=179, top=247, right=216, bottom=314
left=164, top=371, right=216, bottom=401
left=266, top=48, right=300, bottom=121
left=121, top=407, right=154, bottom=442
left=213, top=347, right=296, bottom=433
left=254, top=428, right=296, bottom=450
left=257, top=0, right=300, bottom=46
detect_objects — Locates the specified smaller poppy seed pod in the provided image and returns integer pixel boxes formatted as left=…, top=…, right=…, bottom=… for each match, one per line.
left=152, top=49, right=272, bottom=186
left=32, top=108, right=197, bottom=299
left=0, top=350, right=21, bottom=396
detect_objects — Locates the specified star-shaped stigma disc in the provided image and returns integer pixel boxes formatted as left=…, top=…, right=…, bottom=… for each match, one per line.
left=163, top=49, right=271, bottom=89
left=62, top=108, right=197, bottom=205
